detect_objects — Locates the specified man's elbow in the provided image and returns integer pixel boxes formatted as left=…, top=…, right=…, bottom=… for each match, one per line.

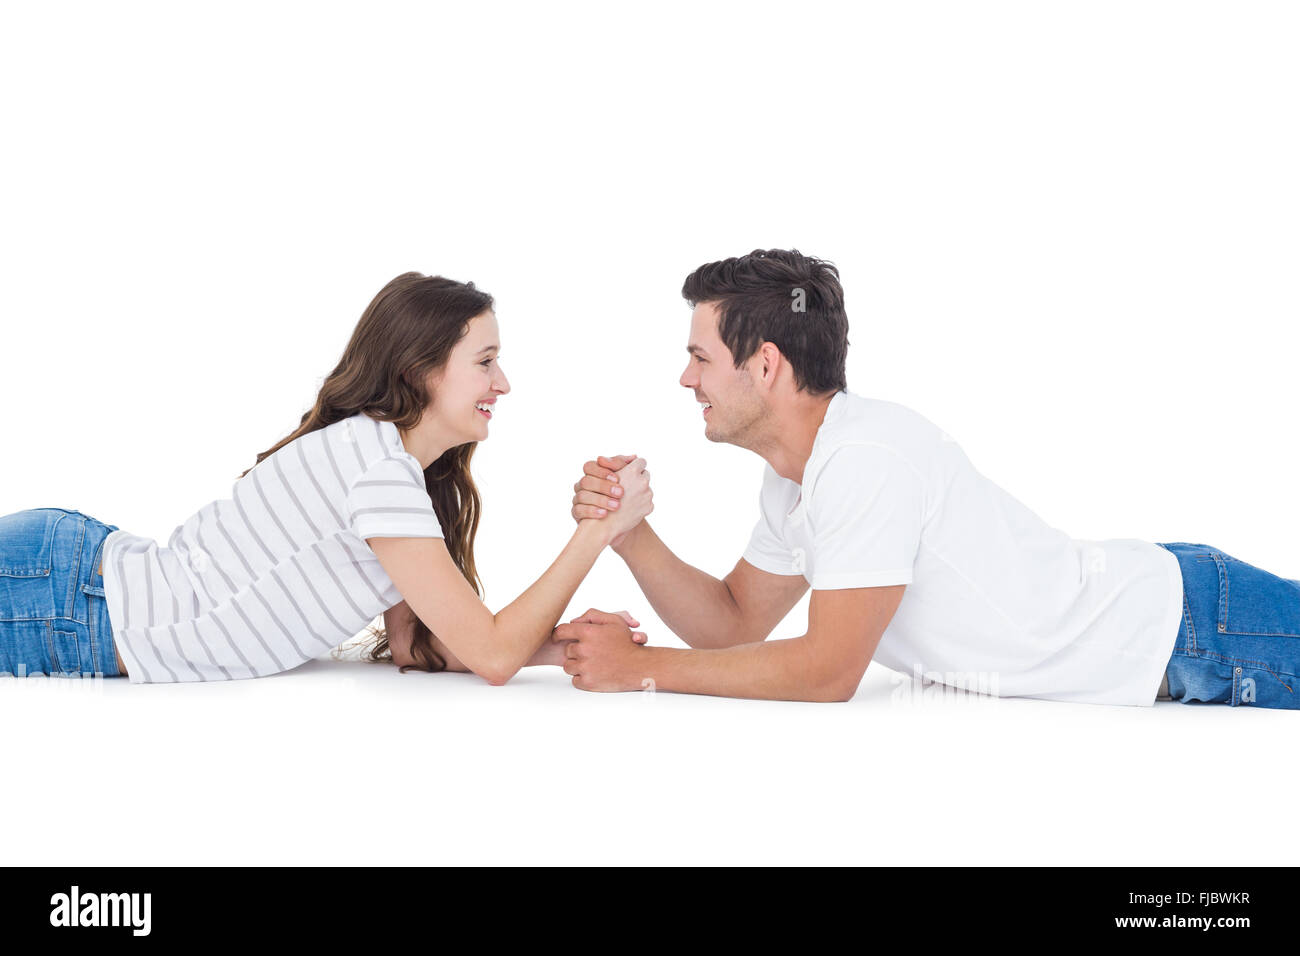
left=805, top=680, right=857, bottom=703
left=823, top=681, right=859, bottom=703
left=808, top=663, right=866, bottom=703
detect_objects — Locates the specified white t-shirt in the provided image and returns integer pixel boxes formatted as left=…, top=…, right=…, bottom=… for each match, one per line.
left=742, top=390, right=1183, bottom=707
left=101, top=413, right=443, bottom=683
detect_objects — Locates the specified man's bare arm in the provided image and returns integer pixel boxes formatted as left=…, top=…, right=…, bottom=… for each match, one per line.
left=557, top=586, right=907, bottom=701
left=613, top=522, right=807, bottom=648
left=573, top=456, right=808, bottom=649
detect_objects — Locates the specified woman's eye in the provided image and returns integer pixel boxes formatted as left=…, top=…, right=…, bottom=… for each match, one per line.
left=480, top=358, right=494, bottom=367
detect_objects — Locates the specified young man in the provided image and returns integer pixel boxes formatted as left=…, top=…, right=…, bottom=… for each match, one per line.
left=555, top=248, right=1190, bottom=705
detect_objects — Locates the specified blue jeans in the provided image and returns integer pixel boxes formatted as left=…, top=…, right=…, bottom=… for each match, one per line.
left=0, top=507, right=123, bottom=678
left=1155, top=542, right=1300, bottom=708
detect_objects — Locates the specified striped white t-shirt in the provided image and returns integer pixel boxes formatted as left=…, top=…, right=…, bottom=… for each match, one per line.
left=100, top=412, right=443, bottom=683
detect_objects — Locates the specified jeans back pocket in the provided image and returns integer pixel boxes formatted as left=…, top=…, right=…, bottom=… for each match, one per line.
left=0, top=509, right=61, bottom=577
left=0, top=510, right=66, bottom=621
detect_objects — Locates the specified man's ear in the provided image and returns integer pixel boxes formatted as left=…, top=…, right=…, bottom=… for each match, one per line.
left=758, top=342, right=781, bottom=385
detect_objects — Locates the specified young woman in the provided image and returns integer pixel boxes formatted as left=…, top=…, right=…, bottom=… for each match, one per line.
left=0, top=272, right=652, bottom=683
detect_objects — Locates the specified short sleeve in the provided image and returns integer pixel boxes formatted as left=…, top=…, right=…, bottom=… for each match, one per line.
left=741, top=465, right=803, bottom=576
left=345, top=456, right=444, bottom=540
left=805, top=443, right=923, bottom=590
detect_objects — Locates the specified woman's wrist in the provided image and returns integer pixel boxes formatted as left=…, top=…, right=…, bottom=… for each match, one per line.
left=576, top=516, right=618, bottom=550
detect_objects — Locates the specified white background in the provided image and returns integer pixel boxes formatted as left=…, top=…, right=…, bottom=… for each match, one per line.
left=1, top=1, right=1296, bottom=866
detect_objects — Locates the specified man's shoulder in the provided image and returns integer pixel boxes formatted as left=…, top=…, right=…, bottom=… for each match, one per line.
left=818, top=392, right=945, bottom=464
left=825, top=391, right=937, bottom=442
left=805, top=403, right=934, bottom=506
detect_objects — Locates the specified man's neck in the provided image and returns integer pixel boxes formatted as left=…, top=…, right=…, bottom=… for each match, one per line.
left=753, top=392, right=837, bottom=485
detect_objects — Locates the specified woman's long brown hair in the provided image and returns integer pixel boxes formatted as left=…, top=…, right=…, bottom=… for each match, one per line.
left=239, top=271, right=492, bottom=673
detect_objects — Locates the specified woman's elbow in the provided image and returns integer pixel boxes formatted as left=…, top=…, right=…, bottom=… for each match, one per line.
left=461, top=624, right=539, bottom=686
left=474, top=655, right=521, bottom=687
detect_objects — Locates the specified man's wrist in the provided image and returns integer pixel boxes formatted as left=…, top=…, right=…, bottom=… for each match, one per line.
left=631, top=643, right=684, bottom=693
left=611, top=520, right=648, bottom=559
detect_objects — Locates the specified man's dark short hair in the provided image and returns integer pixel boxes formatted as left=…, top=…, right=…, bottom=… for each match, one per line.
left=681, top=248, right=848, bottom=395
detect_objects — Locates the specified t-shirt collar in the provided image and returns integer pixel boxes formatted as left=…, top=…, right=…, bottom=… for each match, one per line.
left=797, top=389, right=848, bottom=488
left=809, top=389, right=847, bottom=457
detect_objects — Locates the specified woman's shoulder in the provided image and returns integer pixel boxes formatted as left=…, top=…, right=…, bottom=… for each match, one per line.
left=326, top=413, right=418, bottom=467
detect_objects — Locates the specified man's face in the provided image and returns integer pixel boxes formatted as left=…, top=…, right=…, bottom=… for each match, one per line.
left=679, top=302, right=766, bottom=446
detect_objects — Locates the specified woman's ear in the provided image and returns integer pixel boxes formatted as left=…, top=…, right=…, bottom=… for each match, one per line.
left=402, top=365, right=440, bottom=413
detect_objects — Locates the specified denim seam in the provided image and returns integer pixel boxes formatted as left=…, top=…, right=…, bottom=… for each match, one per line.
left=62, top=514, right=85, bottom=620
left=87, top=533, right=108, bottom=675
left=43, top=622, right=79, bottom=675
left=0, top=613, right=92, bottom=623
left=1211, top=552, right=1230, bottom=635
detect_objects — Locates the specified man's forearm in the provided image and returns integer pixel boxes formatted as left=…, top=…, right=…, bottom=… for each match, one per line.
left=638, top=638, right=854, bottom=702
left=612, top=521, right=748, bottom=648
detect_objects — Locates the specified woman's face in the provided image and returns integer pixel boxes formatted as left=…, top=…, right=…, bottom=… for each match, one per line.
left=426, top=309, right=510, bottom=443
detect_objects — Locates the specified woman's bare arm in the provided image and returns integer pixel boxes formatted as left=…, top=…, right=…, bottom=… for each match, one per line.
left=367, top=458, right=653, bottom=684
left=384, top=597, right=562, bottom=671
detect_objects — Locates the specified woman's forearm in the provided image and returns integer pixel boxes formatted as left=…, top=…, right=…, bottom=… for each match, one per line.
left=523, top=639, right=568, bottom=667
left=429, top=627, right=560, bottom=671
left=437, top=633, right=564, bottom=672
left=485, top=519, right=614, bottom=680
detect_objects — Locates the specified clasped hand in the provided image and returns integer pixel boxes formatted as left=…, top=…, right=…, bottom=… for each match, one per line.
left=551, top=455, right=658, bottom=691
